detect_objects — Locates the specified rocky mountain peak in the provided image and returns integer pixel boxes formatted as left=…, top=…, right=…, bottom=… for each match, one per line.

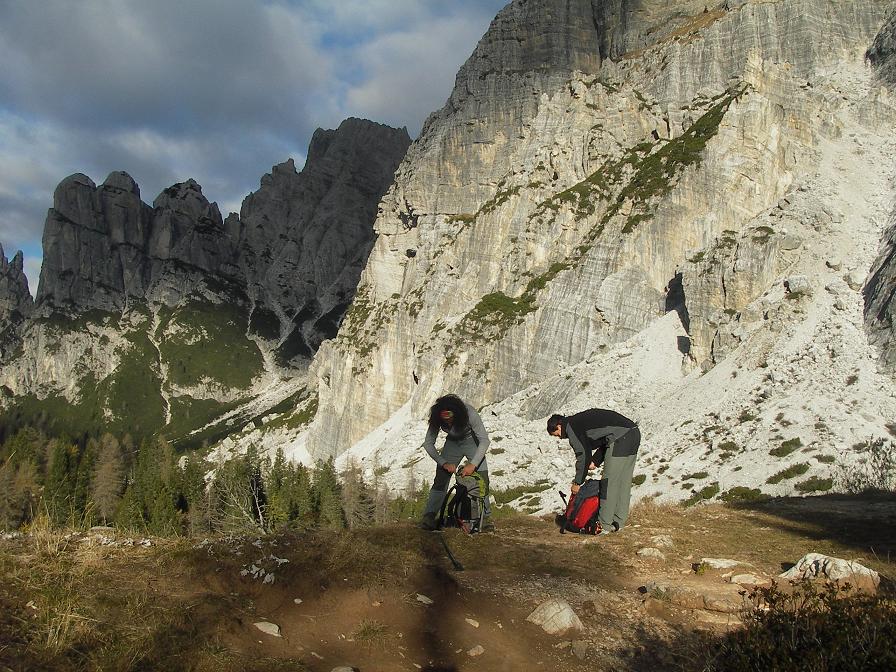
left=238, top=118, right=411, bottom=363
left=0, top=244, right=33, bottom=358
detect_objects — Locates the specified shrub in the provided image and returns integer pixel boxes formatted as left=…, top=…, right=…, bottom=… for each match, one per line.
left=695, top=582, right=896, bottom=672
left=632, top=474, right=647, bottom=486
left=720, top=487, right=766, bottom=503
left=767, top=463, right=810, bottom=485
left=684, top=483, right=720, bottom=506
left=770, top=438, right=803, bottom=458
left=794, top=476, right=833, bottom=493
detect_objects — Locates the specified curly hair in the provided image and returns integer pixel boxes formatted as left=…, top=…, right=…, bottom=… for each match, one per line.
left=428, top=394, right=470, bottom=432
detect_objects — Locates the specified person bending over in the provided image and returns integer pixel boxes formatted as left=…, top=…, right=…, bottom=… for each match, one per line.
left=547, top=408, right=640, bottom=534
left=420, top=394, right=492, bottom=531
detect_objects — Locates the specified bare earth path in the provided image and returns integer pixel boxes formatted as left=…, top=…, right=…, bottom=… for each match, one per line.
left=1, top=495, right=894, bottom=672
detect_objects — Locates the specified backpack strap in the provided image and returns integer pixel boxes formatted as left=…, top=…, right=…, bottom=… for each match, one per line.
left=437, top=484, right=459, bottom=530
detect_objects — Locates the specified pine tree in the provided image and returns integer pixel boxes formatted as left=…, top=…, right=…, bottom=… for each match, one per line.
left=340, top=459, right=374, bottom=529
left=44, top=439, right=76, bottom=525
left=313, top=458, right=345, bottom=530
left=179, top=452, right=209, bottom=534
left=90, top=434, right=126, bottom=525
left=266, top=447, right=289, bottom=529
left=288, top=463, right=314, bottom=527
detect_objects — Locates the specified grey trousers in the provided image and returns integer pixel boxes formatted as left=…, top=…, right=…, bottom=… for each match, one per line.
left=423, top=436, right=490, bottom=518
left=597, top=444, right=638, bottom=530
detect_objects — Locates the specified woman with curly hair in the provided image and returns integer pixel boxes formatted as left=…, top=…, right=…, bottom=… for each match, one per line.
left=419, top=394, right=492, bottom=531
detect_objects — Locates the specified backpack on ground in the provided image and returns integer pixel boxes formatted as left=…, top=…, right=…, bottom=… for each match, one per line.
left=555, top=478, right=606, bottom=534
left=438, top=471, right=487, bottom=534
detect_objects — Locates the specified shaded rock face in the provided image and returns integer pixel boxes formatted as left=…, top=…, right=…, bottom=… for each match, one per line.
left=0, top=246, right=33, bottom=357
left=33, top=118, right=410, bottom=362
left=865, top=212, right=896, bottom=372
left=867, top=8, right=896, bottom=86
left=238, top=118, right=411, bottom=362
left=306, top=0, right=896, bottom=458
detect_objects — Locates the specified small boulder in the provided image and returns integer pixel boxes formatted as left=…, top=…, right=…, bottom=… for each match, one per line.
left=416, top=593, right=434, bottom=605
left=844, top=270, right=865, bottom=291
left=650, top=535, right=674, bottom=548
left=700, top=558, right=742, bottom=570
left=572, top=640, right=590, bottom=659
left=784, top=276, right=812, bottom=296
left=254, top=621, right=281, bottom=637
left=826, top=258, right=843, bottom=271
left=637, top=547, right=665, bottom=560
left=730, top=573, right=767, bottom=587
left=526, top=598, right=584, bottom=635
left=468, top=645, right=485, bottom=657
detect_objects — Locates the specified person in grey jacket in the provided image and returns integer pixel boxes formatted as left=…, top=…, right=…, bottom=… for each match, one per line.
left=547, top=408, right=640, bottom=534
left=419, top=394, right=492, bottom=531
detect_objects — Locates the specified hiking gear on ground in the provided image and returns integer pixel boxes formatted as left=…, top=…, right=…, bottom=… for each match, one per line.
left=556, top=478, right=606, bottom=534
left=438, top=471, right=488, bottom=534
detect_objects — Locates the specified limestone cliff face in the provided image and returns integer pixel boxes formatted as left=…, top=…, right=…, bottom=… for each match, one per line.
left=306, top=0, right=896, bottom=458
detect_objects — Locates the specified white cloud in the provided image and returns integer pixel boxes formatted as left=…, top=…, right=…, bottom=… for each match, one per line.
left=0, top=0, right=509, bottom=264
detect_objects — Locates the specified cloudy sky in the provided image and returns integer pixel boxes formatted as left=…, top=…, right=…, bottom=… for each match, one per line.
left=0, top=0, right=508, bottom=294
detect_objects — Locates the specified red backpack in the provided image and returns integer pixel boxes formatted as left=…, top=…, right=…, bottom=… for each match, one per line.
left=555, top=479, right=606, bottom=534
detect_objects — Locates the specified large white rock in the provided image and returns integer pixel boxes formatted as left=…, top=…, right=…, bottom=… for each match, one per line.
left=526, top=598, right=584, bottom=635
left=779, top=553, right=881, bottom=591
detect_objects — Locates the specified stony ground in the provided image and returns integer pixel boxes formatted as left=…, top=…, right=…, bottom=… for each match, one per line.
left=1, top=495, right=894, bottom=672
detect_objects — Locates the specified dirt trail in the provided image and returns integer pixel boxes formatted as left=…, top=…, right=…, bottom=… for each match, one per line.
left=1, top=495, right=893, bottom=672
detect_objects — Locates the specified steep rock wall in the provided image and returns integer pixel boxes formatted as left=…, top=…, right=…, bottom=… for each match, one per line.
left=306, top=0, right=896, bottom=458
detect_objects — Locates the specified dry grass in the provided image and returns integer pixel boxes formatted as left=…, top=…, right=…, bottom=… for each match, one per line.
left=1, top=496, right=893, bottom=671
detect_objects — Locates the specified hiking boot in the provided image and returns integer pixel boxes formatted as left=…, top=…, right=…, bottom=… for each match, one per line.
left=419, top=513, right=438, bottom=531
left=597, top=526, right=613, bottom=536
left=480, top=518, right=495, bottom=533
left=612, top=522, right=621, bottom=533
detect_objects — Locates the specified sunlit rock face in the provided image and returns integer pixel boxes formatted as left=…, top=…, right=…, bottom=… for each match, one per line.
left=306, top=0, right=896, bottom=459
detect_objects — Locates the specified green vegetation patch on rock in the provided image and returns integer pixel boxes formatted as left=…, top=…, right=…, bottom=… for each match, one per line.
left=158, top=300, right=264, bottom=390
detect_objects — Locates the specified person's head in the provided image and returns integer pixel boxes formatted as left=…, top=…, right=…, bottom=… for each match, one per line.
left=546, top=414, right=567, bottom=438
left=429, top=394, right=469, bottom=431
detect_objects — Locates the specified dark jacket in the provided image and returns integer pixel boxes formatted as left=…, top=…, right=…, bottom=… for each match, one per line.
left=566, top=409, right=639, bottom=484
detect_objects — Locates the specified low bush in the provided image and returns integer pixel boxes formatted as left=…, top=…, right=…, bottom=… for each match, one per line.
left=695, top=582, right=896, bottom=672
left=767, top=463, right=810, bottom=485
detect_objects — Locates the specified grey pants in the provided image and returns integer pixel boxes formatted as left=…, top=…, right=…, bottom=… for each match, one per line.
left=423, top=436, right=490, bottom=518
left=598, top=442, right=638, bottom=530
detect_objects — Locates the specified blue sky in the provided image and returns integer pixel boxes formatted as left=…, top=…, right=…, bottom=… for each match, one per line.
left=0, top=0, right=508, bottom=295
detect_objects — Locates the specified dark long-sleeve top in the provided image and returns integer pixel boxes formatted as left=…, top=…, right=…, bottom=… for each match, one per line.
left=423, top=403, right=490, bottom=468
left=566, top=408, right=638, bottom=485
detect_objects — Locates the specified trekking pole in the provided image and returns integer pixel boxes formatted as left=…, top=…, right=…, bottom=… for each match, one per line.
left=559, top=491, right=568, bottom=506
left=440, top=535, right=464, bottom=571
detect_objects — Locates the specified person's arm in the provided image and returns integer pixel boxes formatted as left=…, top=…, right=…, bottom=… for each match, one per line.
left=464, top=405, right=490, bottom=474
left=422, top=425, right=445, bottom=466
left=566, top=423, right=590, bottom=485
